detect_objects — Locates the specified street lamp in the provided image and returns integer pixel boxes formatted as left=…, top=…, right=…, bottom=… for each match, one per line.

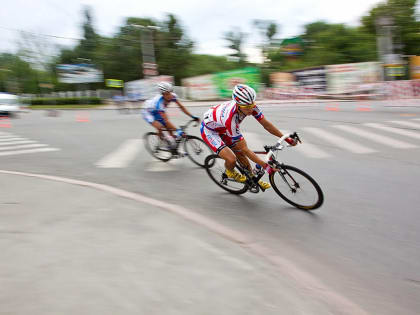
left=130, top=24, right=160, bottom=77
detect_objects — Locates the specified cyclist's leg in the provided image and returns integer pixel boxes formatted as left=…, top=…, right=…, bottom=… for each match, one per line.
left=160, top=112, right=176, bottom=136
left=231, top=138, right=271, bottom=189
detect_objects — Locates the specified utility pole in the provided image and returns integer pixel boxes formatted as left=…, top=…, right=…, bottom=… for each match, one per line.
left=130, top=24, right=160, bottom=78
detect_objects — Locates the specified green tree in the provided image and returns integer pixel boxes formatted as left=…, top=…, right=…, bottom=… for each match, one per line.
left=155, top=14, right=194, bottom=84
left=77, top=6, right=100, bottom=61
left=361, top=0, right=420, bottom=55
left=224, top=28, right=248, bottom=65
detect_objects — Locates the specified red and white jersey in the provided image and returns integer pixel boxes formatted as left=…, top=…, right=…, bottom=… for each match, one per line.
left=202, top=100, right=264, bottom=141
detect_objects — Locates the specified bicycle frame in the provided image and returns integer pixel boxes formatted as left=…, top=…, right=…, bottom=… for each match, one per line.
left=159, top=119, right=198, bottom=153
left=236, top=133, right=299, bottom=193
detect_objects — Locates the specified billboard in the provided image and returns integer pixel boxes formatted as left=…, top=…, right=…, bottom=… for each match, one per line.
left=410, top=56, right=420, bottom=80
left=280, top=37, right=304, bottom=56
left=326, top=62, right=382, bottom=94
left=182, top=74, right=219, bottom=100
left=270, top=72, right=296, bottom=88
left=125, top=75, right=173, bottom=101
left=292, top=66, right=327, bottom=92
left=212, top=67, right=261, bottom=98
left=56, top=64, right=103, bottom=84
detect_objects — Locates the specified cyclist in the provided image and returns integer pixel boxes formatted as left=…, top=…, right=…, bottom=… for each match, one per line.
left=142, top=82, right=200, bottom=146
left=201, top=84, right=297, bottom=190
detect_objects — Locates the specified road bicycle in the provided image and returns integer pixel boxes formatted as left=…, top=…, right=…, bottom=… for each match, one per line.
left=143, top=119, right=213, bottom=167
left=204, top=132, right=324, bottom=210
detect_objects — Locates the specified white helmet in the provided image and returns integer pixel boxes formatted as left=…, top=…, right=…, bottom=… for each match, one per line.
left=232, top=84, right=256, bottom=106
left=158, top=82, right=173, bottom=94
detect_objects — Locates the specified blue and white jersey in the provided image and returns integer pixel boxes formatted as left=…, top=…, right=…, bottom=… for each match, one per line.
left=143, top=93, right=178, bottom=114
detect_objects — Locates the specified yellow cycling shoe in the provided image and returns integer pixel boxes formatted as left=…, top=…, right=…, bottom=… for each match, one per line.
left=258, top=180, right=271, bottom=190
left=225, top=169, right=247, bottom=183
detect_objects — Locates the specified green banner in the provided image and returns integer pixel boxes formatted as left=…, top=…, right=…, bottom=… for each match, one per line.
left=212, top=67, right=261, bottom=98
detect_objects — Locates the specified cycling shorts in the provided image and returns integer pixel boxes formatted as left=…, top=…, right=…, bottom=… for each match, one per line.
left=142, top=109, right=167, bottom=127
left=200, top=122, right=243, bottom=154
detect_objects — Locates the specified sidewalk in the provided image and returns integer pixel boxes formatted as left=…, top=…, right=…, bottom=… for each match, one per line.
left=0, top=172, right=332, bottom=315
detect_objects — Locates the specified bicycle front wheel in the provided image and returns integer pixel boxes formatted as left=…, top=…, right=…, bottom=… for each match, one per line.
left=184, top=135, right=213, bottom=167
left=143, top=132, right=172, bottom=162
left=205, top=155, right=248, bottom=195
left=270, top=165, right=324, bottom=210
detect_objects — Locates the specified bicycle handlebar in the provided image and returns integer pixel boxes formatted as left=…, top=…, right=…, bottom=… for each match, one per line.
left=264, top=132, right=301, bottom=163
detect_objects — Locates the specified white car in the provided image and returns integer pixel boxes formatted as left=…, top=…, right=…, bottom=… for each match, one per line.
left=0, top=93, right=26, bottom=117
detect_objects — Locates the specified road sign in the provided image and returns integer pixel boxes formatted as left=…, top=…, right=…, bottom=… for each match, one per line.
left=106, top=79, right=124, bottom=88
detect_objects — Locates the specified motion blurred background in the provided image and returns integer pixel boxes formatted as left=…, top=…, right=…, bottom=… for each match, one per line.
left=0, top=0, right=419, bottom=106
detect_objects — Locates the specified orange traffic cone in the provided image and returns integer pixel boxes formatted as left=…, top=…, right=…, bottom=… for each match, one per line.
left=0, top=117, right=12, bottom=128
left=325, top=104, right=339, bottom=111
left=76, top=112, right=90, bottom=122
left=356, top=103, right=372, bottom=112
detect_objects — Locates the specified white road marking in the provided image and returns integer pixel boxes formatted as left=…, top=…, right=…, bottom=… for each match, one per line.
left=0, top=137, right=25, bottom=142
left=304, top=127, right=376, bottom=154
left=0, top=140, right=37, bottom=146
left=0, top=143, right=48, bottom=151
left=96, top=139, right=143, bottom=168
left=0, top=147, right=59, bottom=156
left=388, top=120, right=420, bottom=129
left=333, top=125, right=417, bottom=149
left=364, top=123, right=420, bottom=140
left=295, top=142, right=332, bottom=158
left=145, top=160, right=183, bottom=172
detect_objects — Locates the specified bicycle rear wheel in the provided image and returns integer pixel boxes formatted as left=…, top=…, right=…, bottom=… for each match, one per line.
left=143, top=132, right=173, bottom=162
left=205, top=155, right=248, bottom=194
left=184, top=135, right=213, bottom=167
left=269, top=165, right=324, bottom=210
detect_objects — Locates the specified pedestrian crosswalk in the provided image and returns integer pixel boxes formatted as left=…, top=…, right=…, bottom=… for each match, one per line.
left=91, top=118, right=420, bottom=170
left=0, top=131, right=60, bottom=157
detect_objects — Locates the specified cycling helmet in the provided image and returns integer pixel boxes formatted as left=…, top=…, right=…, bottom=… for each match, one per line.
left=232, top=84, right=256, bottom=106
left=158, top=82, right=173, bottom=94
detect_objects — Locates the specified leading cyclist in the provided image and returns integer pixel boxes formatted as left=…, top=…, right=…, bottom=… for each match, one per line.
left=142, top=82, right=200, bottom=145
left=200, top=84, right=297, bottom=190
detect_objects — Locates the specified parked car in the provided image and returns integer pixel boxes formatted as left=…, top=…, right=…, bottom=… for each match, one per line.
left=0, top=93, right=27, bottom=117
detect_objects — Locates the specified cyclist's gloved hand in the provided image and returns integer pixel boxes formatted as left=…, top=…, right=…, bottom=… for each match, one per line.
left=191, top=115, right=200, bottom=122
left=285, top=137, right=297, bottom=146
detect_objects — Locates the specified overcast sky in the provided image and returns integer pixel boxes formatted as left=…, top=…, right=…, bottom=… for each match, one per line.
left=1, top=0, right=387, bottom=62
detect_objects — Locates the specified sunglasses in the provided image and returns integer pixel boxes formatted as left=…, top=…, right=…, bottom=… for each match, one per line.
left=238, top=103, right=256, bottom=109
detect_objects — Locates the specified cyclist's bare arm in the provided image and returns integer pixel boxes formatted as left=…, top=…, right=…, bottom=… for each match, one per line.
left=258, top=117, right=284, bottom=138
left=175, top=100, right=196, bottom=119
left=259, top=117, right=297, bottom=146
left=160, top=112, right=176, bottom=135
left=233, top=139, right=269, bottom=167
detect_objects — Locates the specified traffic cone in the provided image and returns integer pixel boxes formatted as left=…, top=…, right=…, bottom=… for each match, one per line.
left=356, top=103, right=372, bottom=112
left=0, top=117, right=12, bottom=128
left=76, top=112, right=90, bottom=122
left=325, top=104, right=339, bottom=111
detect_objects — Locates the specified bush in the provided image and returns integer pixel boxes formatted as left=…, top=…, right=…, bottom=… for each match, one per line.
left=25, top=97, right=103, bottom=106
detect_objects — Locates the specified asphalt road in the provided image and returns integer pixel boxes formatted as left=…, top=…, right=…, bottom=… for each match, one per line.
left=1, top=99, right=420, bottom=314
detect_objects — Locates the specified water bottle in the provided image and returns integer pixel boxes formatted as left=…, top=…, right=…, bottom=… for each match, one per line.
left=175, top=128, right=184, bottom=141
left=254, top=163, right=264, bottom=176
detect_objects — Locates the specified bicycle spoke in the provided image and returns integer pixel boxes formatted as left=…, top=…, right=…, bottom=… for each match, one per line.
left=184, top=136, right=213, bottom=167
left=205, top=155, right=248, bottom=194
left=270, top=165, right=323, bottom=210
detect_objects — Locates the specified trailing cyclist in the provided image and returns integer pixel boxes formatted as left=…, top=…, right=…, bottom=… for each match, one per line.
left=200, top=84, right=298, bottom=190
left=141, top=82, right=200, bottom=149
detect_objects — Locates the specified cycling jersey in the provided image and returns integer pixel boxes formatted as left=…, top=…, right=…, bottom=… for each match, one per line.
left=201, top=100, right=264, bottom=153
left=143, top=93, right=178, bottom=114
left=142, top=93, right=178, bottom=126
